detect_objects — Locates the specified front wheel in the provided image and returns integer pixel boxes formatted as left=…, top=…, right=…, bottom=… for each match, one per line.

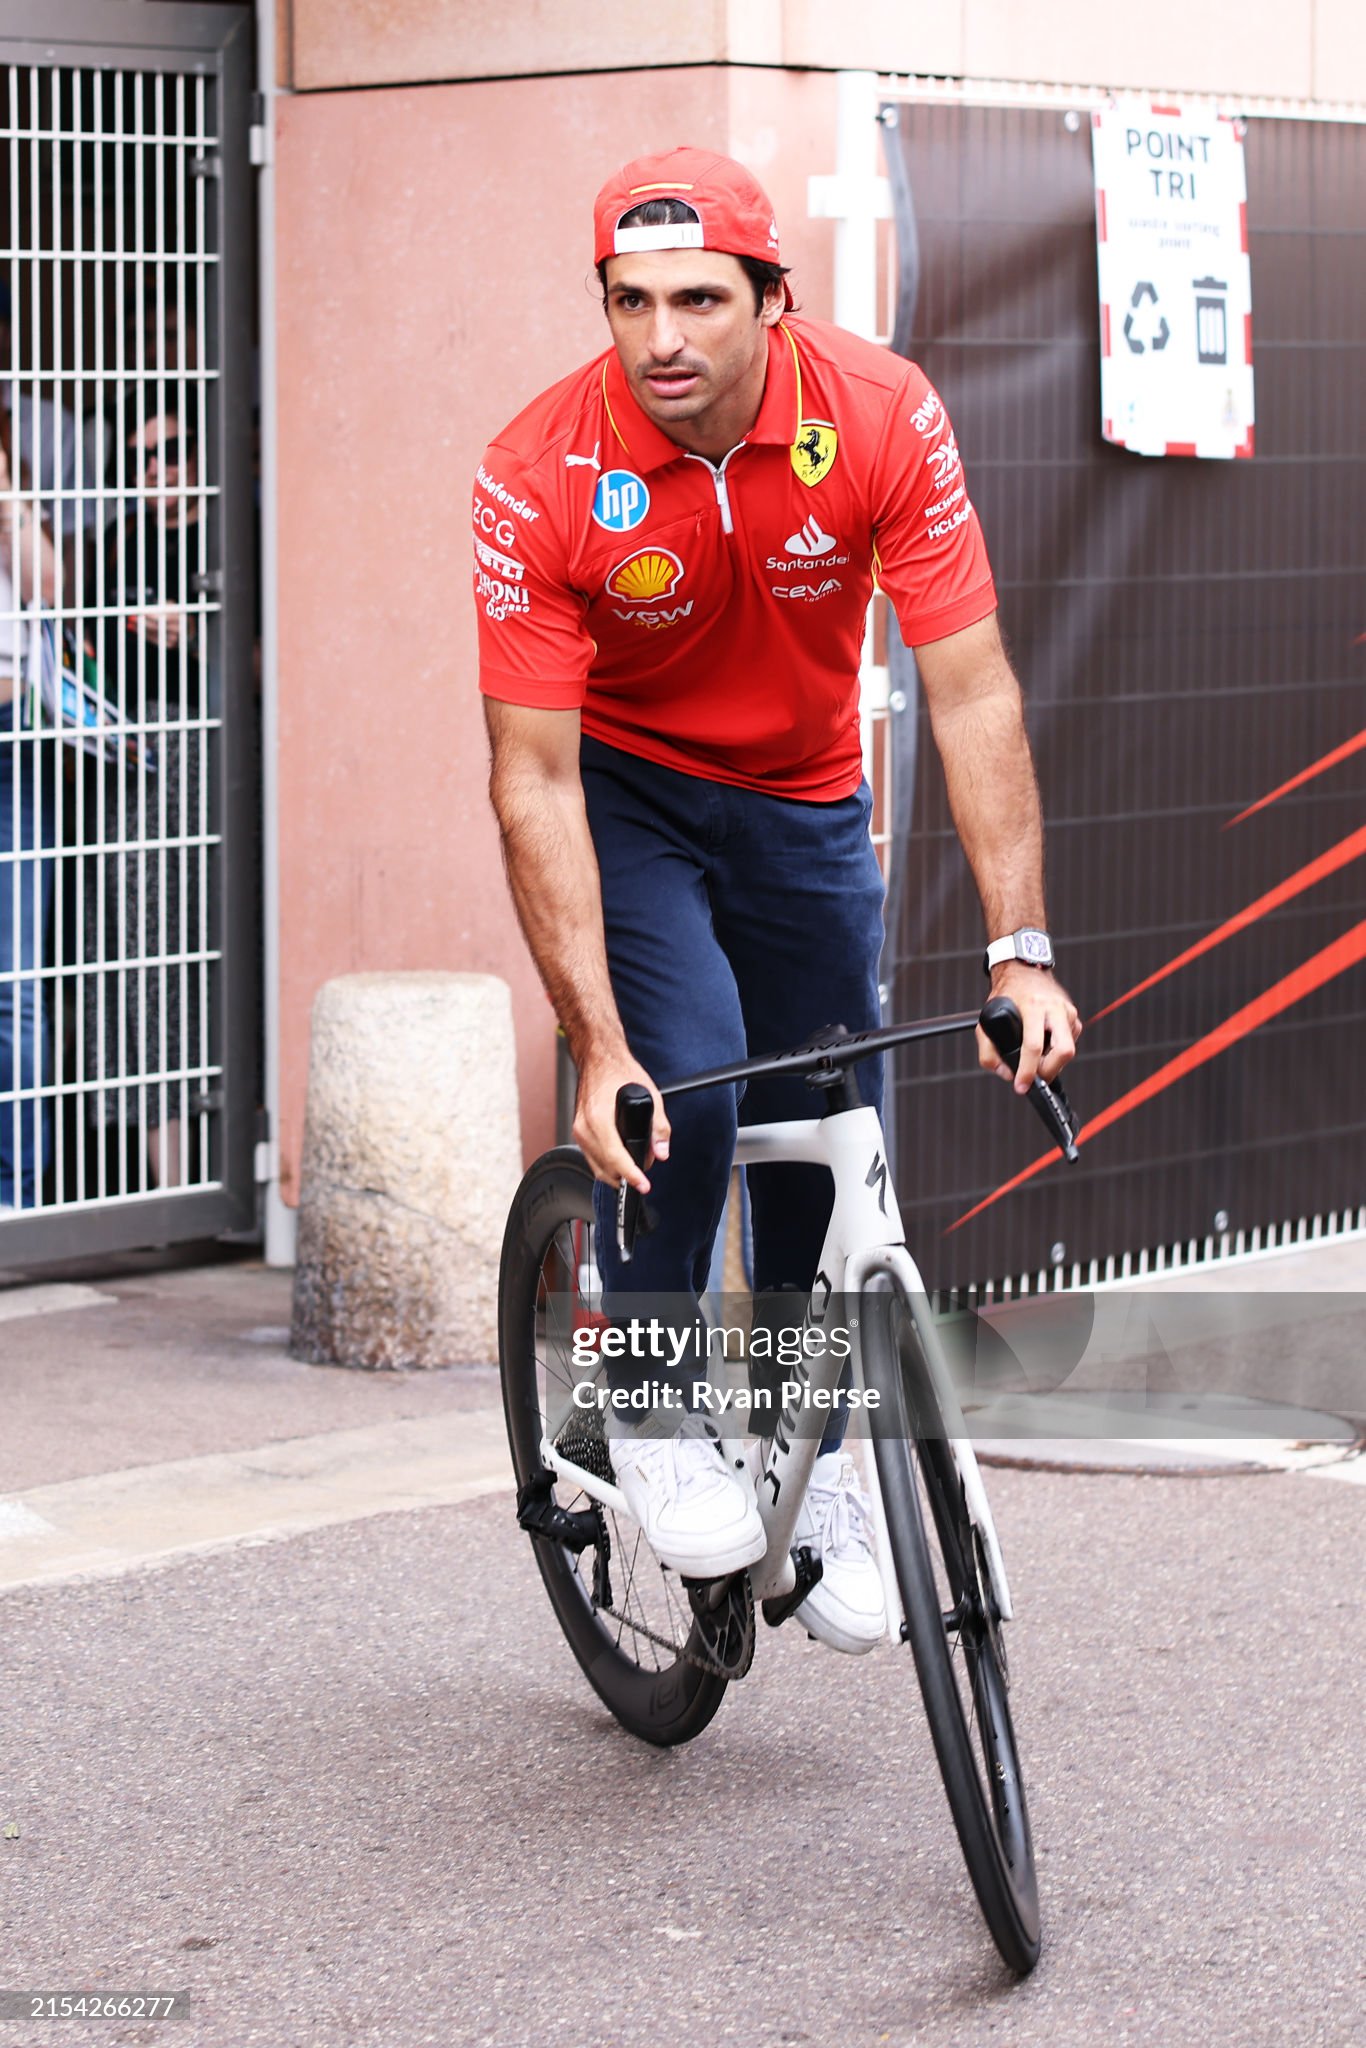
left=498, top=1147, right=731, bottom=1747
left=860, top=1278, right=1042, bottom=1974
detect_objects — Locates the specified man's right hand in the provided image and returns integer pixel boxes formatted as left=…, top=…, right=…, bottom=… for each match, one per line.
left=572, top=1051, right=671, bottom=1191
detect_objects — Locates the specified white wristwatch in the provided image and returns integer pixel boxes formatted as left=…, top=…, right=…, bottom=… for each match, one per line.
left=983, top=928, right=1055, bottom=976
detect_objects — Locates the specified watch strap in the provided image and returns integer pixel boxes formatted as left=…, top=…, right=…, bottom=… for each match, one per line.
left=983, top=928, right=1054, bottom=975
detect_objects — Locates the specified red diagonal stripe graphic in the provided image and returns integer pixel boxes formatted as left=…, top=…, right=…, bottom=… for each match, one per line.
left=1226, top=726, right=1366, bottom=826
left=947, top=921, right=1366, bottom=1233
left=1090, top=823, right=1366, bottom=1023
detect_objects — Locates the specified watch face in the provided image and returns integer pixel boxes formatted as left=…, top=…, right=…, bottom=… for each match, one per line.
left=1019, top=929, right=1053, bottom=965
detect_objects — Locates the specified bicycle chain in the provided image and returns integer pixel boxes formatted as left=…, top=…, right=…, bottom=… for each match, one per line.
left=594, top=1569, right=755, bottom=1681
left=685, top=1568, right=756, bottom=1680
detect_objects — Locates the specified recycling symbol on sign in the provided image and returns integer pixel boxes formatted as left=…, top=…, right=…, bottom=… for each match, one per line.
left=1123, top=280, right=1170, bottom=354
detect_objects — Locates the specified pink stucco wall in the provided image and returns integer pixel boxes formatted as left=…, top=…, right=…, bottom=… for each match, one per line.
left=274, top=66, right=837, bottom=1198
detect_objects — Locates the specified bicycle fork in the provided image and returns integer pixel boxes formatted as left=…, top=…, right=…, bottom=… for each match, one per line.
left=844, top=1244, right=1016, bottom=1632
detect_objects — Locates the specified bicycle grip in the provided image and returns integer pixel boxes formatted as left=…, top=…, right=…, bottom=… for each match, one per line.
left=614, top=1082, right=655, bottom=1264
left=979, top=995, right=1082, bottom=1163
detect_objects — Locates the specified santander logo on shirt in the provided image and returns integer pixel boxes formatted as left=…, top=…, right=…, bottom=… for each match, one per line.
left=783, top=515, right=838, bottom=558
left=767, top=515, right=850, bottom=580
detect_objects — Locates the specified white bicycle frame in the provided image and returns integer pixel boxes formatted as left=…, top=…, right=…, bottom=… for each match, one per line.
left=537, top=1098, right=1015, bottom=1639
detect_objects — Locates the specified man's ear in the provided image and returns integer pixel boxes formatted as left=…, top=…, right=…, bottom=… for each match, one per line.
left=761, top=284, right=786, bottom=328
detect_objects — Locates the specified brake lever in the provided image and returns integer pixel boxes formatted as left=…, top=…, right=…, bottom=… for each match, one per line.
left=614, top=1082, right=656, bottom=1263
left=979, top=995, right=1082, bottom=1163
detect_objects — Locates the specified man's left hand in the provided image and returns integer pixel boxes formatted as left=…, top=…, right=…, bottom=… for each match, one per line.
left=977, top=964, right=1080, bottom=1094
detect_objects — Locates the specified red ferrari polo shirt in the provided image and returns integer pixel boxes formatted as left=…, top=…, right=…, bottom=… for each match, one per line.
left=474, top=316, right=996, bottom=801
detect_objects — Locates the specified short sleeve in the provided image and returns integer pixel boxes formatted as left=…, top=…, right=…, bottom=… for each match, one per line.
left=473, top=449, right=592, bottom=709
left=869, top=370, right=997, bottom=648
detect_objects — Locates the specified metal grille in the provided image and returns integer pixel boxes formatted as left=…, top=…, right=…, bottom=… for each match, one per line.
left=877, top=92, right=1366, bottom=1296
left=0, top=2, right=254, bottom=1257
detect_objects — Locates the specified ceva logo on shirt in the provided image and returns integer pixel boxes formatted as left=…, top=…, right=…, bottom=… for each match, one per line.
left=592, top=469, right=650, bottom=533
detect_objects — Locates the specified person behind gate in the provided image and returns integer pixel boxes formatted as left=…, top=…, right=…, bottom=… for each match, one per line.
left=0, top=404, right=59, bottom=1215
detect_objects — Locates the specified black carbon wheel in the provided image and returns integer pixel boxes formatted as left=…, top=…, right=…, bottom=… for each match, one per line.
left=860, top=1276, right=1042, bottom=1974
left=497, top=1148, right=730, bottom=1746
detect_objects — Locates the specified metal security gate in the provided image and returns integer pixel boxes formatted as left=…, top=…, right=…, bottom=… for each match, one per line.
left=0, top=1, right=255, bottom=1260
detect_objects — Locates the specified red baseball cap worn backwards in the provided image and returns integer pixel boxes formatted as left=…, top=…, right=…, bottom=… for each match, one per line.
left=593, top=145, right=793, bottom=305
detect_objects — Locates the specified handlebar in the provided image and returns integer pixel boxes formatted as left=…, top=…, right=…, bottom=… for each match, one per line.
left=979, top=995, right=1082, bottom=1162
left=612, top=996, right=1080, bottom=1258
left=613, top=1081, right=654, bottom=1264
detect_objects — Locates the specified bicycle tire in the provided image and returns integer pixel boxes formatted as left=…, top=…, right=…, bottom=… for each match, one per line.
left=498, top=1147, right=731, bottom=1747
left=860, top=1277, right=1042, bottom=1974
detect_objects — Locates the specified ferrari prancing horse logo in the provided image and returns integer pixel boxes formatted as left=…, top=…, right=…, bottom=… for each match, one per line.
left=791, top=419, right=838, bottom=487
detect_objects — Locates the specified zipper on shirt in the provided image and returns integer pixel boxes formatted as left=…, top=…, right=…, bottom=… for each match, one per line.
left=685, top=443, right=746, bottom=537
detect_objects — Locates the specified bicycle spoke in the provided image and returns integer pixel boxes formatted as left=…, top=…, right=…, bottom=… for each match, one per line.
left=501, top=1150, right=734, bottom=1744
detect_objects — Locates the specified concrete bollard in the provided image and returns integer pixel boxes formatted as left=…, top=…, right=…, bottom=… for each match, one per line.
left=290, top=972, right=523, bottom=1369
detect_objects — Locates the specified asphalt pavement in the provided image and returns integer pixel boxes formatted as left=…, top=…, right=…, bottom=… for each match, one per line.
left=1, top=1252, right=1364, bottom=2047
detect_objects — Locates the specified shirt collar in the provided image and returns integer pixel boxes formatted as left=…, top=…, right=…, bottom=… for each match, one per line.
left=599, top=321, right=802, bottom=473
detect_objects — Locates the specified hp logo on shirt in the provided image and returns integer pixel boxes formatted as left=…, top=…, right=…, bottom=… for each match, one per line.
left=592, top=469, right=650, bottom=532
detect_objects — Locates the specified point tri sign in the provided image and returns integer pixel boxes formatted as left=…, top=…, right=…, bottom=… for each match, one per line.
left=1092, top=98, right=1255, bottom=460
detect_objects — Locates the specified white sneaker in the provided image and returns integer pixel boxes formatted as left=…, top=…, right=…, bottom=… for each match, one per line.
left=793, top=1451, right=887, bottom=1654
left=609, top=1416, right=766, bottom=1579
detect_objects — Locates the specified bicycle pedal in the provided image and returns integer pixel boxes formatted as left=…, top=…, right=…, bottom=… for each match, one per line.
left=516, top=1468, right=600, bottom=1554
left=761, top=1544, right=824, bottom=1629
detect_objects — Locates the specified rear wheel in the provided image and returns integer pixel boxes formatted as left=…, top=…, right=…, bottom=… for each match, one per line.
left=498, top=1148, right=731, bottom=1746
left=860, top=1277, right=1041, bottom=1974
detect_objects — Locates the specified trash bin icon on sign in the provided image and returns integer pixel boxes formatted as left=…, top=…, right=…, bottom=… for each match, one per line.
left=1193, top=278, right=1229, bottom=365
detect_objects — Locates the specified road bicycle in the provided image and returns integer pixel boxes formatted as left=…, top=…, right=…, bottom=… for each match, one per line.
left=497, top=996, right=1078, bottom=1975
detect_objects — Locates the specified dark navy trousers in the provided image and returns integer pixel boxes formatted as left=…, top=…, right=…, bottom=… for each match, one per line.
left=582, top=734, right=886, bottom=1320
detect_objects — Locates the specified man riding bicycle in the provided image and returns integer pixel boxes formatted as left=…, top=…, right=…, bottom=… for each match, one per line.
left=477, top=146, right=1078, bottom=1652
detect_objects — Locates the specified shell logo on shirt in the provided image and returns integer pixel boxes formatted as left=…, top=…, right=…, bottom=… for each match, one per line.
left=605, top=548, right=685, bottom=603
left=791, top=420, right=838, bottom=487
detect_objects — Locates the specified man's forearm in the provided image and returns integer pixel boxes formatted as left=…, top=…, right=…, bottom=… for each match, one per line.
left=4, top=503, right=57, bottom=605
left=928, top=667, right=1046, bottom=940
left=490, top=760, right=627, bottom=1067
